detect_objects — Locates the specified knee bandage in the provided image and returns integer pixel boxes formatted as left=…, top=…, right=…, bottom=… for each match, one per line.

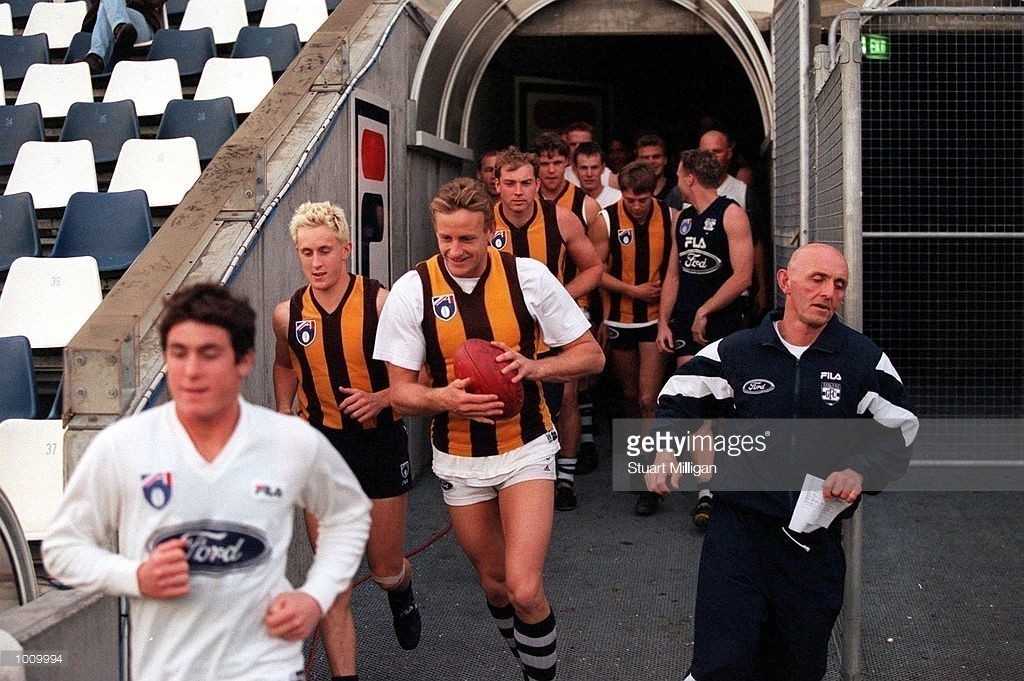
left=371, top=560, right=408, bottom=589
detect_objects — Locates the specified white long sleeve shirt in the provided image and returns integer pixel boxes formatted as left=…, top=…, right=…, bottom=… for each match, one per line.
left=43, top=399, right=371, bottom=681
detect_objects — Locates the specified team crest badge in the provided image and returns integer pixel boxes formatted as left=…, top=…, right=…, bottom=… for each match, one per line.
left=617, top=228, right=634, bottom=246
left=678, top=218, right=692, bottom=236
left=821, top=381, right=841, bottom=405
left=141, top=472, right=173, bottom=510
left=400, top=461, right=410, bottom=482
left=295, top=320, right=316, bottom=347
left=432, top=294, right=457, bottom=321
left=703, top=218, right=717, bottom=232
left=490, top=230, right=508, bottom=250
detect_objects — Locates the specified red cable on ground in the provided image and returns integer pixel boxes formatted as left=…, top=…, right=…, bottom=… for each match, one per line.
left=304, top=521, right=453, bottom=677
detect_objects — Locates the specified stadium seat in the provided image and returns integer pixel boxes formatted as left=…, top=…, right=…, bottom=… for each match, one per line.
left=0, top=193, right=40, bottom=272
left=0, top=418, right=66, bottom=540
left=0, top=102, right=45, bottom=167
left=179, top=0, right=247, bottom=45
left=157, top=96, right=236, bottom=163
left=59, top=100, right=140, bottom=165
left=0, top=255, right=102, bottom=349
left=23, top=0, right=87, bottom=50
left=0, top=5, right=13, bottom=37
left=63, top=30, right=91, bottom=64
left=51, top=190, right=153, bottom=272
left=47, top=375, right=63, bottom=420
left=194, top=56, right=273, bottom=115
left=4, top=140, right=98, bottom=210
left=147, top=27, right=216, bottom=78
left=0, top=33, right=49, bottom=84
left=102, top=58, right=182, bottom=117
left=327, top=0, right=341, bottom=11
left=166, top=0, right=188, bottom=20
left=231, top=24, right=300, bottom=76
left=14, top=62, right=93, bottom=118
left=260, top=0, right=326, bottom=43
left=108, top=137, right=200, bottom=207
left=7, top=0, right=45, bottom=21
left=245, top=0, right=267, bottom=13
left=0, top=336, right=37, bottom=423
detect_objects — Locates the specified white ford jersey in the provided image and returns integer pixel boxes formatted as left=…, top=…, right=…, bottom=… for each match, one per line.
left=43, top=399, right=371, bottom=681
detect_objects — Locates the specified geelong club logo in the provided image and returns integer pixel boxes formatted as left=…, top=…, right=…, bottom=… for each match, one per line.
left=432, top=294, right=457, bottom=321
left=295, top=320, right=316, bottom=347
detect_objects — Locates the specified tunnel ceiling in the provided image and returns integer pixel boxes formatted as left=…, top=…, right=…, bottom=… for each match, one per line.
left=411, top=0, right=774, bottom=146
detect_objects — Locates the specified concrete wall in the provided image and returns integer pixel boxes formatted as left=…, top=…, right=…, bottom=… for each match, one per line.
left=0, top=592, right=118, bottom=681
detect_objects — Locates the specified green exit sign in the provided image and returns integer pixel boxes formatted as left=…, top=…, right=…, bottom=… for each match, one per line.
left=861, top=34, right=891, bottom=60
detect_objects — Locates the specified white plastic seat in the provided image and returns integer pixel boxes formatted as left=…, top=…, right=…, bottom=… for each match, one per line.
left=23, top=0, right=87, bottom=50
left=108, top=137, right=201, bottom=207
left=0, top=255, right=102, bottom=348
left=194, top=56, right=273, bottom=115
left=0, top=4, right=14, bottom=36
left=103, top=58, right=182, bottom=117
left=0, top=418, right=65, bottom=541
left=259, top=0, right=327, bottom=43
left=14, top=62, right=93, bottom=119
left=180, top=0, right=247, bottom=45
left=4, top=140, right=97, bottom=210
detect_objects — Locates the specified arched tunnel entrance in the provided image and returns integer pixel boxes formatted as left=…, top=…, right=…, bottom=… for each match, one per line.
left=412, top=0, right=773, bottom=177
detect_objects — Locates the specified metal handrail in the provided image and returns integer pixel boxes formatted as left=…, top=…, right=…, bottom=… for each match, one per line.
left=0, top=488, right=39, bottom=606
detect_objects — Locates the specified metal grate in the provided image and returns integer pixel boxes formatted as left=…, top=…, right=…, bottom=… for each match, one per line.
left=811, top=64, right=845, bottom=250
left=772, top=0, right=806, bottom=270
left=859, top=9, right=1024, bottom=418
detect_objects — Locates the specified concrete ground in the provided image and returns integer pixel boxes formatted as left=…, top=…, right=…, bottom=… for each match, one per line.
left=304, top=427, right=1024, bottom=680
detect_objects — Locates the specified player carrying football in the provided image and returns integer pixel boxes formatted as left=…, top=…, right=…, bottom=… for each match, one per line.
left=374, top=178, right=604, bottom=681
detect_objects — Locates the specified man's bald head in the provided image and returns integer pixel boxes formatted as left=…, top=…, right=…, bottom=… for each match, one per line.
left=698, top=130, right=733, bottom=184
left=786, top=243, right=848, bottom=278
left=778, top=243, right=850, bottom=337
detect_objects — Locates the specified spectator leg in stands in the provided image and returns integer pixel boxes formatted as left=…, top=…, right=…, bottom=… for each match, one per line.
left=85, top=1, right=154, bottom=74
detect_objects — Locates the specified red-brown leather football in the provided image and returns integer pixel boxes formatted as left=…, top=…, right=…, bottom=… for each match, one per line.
left=452, top=338, right=524, bottom=419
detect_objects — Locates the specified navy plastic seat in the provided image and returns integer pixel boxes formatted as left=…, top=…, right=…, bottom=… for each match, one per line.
left=50, top=190, right=153, bottom=272
left=231, top=24, right=300, bottom=76
left=327, top=0, right=341, bottom=11
left=0, top=33, right=50, bottom=84
left=246, top=0, right=268, bottom=13
left=9, top=0, right=48, bottom=21
left=62, top=31, right=111, bottom=76
left=0, top=336, right=38, bottom=423
left=63, top=31, right=90, bottom=64
left=157, top=96, right=236, bottom=162
left=0, top=193, right=40, bottom=273
left=147, top=27, right=216, bottom=78
left=0, top=103, right=45, bottom=167
left=166, top=0, right=189, bottom=19
left=59, top=100, right=140, bottom=165
left=47, top=375, right=63, bottom=420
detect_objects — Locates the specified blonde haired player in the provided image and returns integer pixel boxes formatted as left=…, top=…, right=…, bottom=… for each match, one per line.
left=273, top=201, right=420, bottom=681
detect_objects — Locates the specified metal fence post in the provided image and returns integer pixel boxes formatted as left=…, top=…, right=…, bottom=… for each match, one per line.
left=838, top=13, right=864, bottom=681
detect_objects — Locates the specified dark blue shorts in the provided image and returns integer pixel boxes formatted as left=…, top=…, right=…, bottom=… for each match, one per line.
left=317, top=420, right=412, bottom=499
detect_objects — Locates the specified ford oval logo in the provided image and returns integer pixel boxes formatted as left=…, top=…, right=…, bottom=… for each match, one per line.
left=148, top=521, right=271, bottom=574
left=680, top=249, right=723, bottom=275
left=743, top=379, right=775, bottom=395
